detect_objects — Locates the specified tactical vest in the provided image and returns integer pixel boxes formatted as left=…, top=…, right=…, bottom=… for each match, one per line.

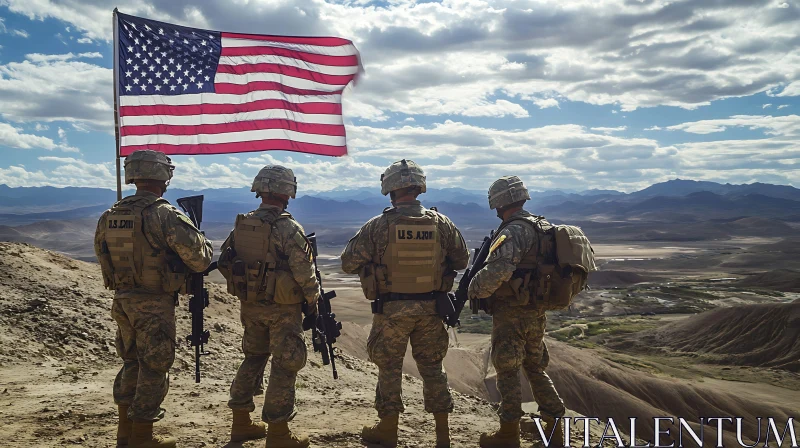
left=99, top=195, right=185, bottom=294
left=226, top=211, right=304, bottom=304
left=377, top=208, right=446, bottom=295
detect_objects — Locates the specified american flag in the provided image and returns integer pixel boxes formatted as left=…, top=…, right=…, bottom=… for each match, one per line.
left=114, top=12, right=361, bottom=157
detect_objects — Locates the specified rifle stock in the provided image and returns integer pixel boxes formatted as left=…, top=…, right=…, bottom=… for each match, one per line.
left=305, top=233, right=342, bottom=379
left=177, top=195, right=214, bottom=383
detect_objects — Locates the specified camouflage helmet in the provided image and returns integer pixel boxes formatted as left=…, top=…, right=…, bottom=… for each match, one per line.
left=251, top=165, right=297, bottom=198
left=380, top=159, right=426, bottom=196
left=124, top=150, right=174, bottom=184
left=488, top=176, right=531, bottom=210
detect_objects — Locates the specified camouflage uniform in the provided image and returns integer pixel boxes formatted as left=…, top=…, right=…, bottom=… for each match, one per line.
left=468, top=209, right=566, bottom=422
left=221, top=204, right=320, bottom=423
left=94, top=191, right=213, bottom=422
left=341, top=200, right=470, bottom=417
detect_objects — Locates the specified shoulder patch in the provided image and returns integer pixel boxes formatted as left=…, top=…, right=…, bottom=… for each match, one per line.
left=489, top=234, right=508, bottom=255
left=293, top=232, right=313, bottom=261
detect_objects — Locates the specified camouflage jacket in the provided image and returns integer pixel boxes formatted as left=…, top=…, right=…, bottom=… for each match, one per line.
left=94, top=190, right=213, bottom=299
left=218, top=204, right=320, bottom=305
left=340, top=200, right=470, bottom=316
left=468, top=209, right=541, bottom=300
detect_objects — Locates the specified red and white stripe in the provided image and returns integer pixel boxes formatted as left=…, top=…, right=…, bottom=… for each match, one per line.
left=118, top=33, right=360, bottom=157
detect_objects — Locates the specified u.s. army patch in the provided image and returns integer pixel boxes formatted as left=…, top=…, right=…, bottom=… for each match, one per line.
left=294, top=232, right=313, bottom=261
left=489, top=234, right=508, bottom=255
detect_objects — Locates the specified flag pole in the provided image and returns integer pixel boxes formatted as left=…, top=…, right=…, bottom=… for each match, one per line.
left=112, top=8, right=122, bottom=201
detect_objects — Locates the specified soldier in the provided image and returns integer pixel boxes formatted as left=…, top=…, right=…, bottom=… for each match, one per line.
left=340, top=159, right=470, bottom=448
left=94, top=150, right=213, bottom=448
left=217, top=165, right=320, bottom=448
left=468, top=176, right=566, bottom=448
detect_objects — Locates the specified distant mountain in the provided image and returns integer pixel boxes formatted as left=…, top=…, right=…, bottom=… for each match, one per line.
left=1, top=180, right=798, bottom=231
left=631, top=179, right=800, bottom=201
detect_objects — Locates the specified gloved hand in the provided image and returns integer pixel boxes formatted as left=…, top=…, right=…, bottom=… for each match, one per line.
left=302, top=311, right=318, bottom=331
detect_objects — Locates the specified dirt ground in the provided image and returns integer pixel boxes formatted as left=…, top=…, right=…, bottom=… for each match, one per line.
left=2, top=238, right=799, bottom=447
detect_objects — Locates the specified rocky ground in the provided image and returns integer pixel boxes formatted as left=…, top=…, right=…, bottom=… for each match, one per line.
left=0, top=242, right=618, bottom=448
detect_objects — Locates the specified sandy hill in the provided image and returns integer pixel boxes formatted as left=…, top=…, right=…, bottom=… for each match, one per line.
left=736, top=269, right=800, bottom=292
left=651, top=302, right=800, bottom=372
left=0, top=242, right=621, bottom=447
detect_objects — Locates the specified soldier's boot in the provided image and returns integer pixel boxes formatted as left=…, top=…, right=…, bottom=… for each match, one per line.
left=542, top=416, right=565, bottom=448
left=116, top=405, right=132, bottom=447
left=361, top=414, right=399, bottom=447
left=230, top=409, right=266, bottom=442
left=265, top=422, right=310, bottom=448
left=479, top=420, right=520, bottom=448
left=434, top=413, right=451, bottom=448
left=128, top=422, right=176, bottom=448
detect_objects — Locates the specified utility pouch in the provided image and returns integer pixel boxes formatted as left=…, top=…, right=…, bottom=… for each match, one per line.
left=359, top=264, right=378, bottom=301
left=273, top=270, right=305, bottom=304
left=246, top=261, right=264, bottom=302
left=508, top=271, right=532, bottom=307
left=97, top=242, right=116, bottom=290
left=435, top=292, right=456, bottom=319
left=374, top=264, right=390, bottom=295
left=232, top=259, right=247, bottom=300
left=163, top=257, right=187, bottom=293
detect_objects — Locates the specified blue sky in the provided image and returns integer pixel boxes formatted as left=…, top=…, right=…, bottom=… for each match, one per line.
left=0, top=0, right=798, bottom=193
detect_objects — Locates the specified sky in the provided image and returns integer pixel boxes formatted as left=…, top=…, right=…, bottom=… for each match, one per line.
left=0, top=0, right=798, bottom=194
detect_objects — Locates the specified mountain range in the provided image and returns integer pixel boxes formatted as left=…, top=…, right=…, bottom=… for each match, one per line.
left=0, top=179, right=798, bottom=252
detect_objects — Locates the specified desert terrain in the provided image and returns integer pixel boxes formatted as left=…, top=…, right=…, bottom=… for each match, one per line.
left=1, top=180, right=800, bottom=446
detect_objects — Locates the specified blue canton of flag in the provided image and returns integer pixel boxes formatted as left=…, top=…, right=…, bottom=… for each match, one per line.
left=117, top=13, right=222, bottom=96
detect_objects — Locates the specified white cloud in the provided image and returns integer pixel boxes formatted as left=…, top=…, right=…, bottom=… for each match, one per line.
left=777, top=81, right=800, bottom=97
left=778, top=2, right=790, bottom=8
left=0, top=53, right=112, bottom=130
left=11, top=29, right=28, bottom=38
left=644, top=126, right=662, bottom=131
left=532, top=98, right=560, bottom=109
left=2, top=0, right=796, bottom=118
left=668, top=115, right=800, bottom=137
left=591, top=126, right=628, bottom=134
left=763, top=103, right=773, bottom=109
left=76, top=37, right=93, bottom=44
left=778, top=105, right=790, bottom=109
left=25, top=52, right=102, bottom=62
left=0, top=122, right=78, bottom=152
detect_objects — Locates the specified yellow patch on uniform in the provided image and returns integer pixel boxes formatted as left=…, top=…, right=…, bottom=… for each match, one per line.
left=489, top=234, right=508, bottom=255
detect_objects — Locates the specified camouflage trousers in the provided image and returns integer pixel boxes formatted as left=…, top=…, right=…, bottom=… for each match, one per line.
left=111, top=295, right=176, bottom=422
left=491, top=306, right=565, bottom=422
left=228, top=301, right=306, bottom=423
left=367, top=311, right=453, bottom=417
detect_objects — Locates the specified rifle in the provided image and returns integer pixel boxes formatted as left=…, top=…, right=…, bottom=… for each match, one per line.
left=177, top=195, right=215, bottom=383
left=304, top=233, right=342, bottom=379
left=449, top=230, right=494, bottom=326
